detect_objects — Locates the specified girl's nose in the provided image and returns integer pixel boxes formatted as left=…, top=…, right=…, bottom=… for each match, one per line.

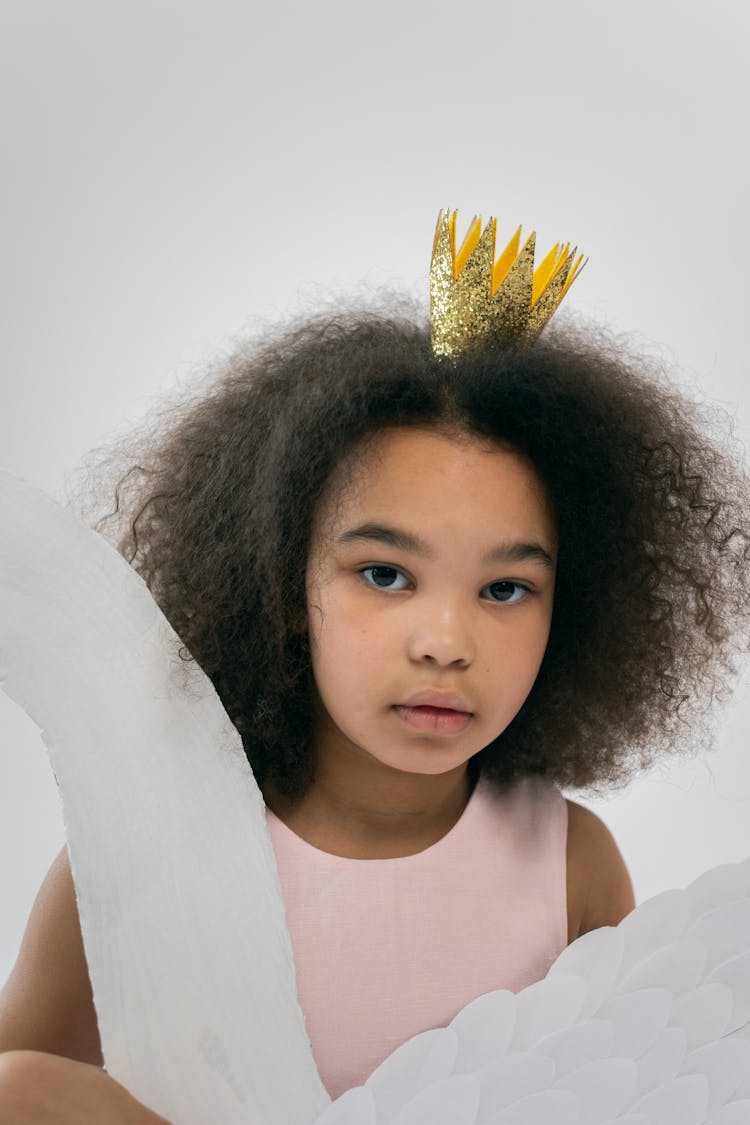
left=406, top=602, right=476, bottom=667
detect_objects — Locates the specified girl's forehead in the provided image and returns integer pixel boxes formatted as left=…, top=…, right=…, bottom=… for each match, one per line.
left=315, top=427, right=556, bottom=546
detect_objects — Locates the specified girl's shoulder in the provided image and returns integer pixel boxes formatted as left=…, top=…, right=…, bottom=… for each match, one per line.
left=565, top=798, right=636, bottom=943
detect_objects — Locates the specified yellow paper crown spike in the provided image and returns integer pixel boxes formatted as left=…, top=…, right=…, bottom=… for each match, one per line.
left=430, top=208, right=586, bottom=358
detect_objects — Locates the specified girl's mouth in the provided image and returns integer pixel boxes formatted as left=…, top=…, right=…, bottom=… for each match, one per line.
left=393, top=704, right=472, bottom=734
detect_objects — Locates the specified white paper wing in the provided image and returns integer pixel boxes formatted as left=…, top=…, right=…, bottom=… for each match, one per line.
left=0, top=469, right=330, bottom=1125
left=2, top=468, right=749, bottom=1125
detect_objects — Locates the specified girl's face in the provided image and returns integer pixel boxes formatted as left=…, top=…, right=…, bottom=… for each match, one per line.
left=305, top=427, right=557, bottom=780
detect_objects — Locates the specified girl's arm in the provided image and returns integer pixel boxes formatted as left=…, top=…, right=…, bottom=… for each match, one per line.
left=0, top=846, right=102, bottom=1065
left=0, top=1051, right=173, bottom=1124
left=0, top=850, right=172, bottom=1122
left=567, top=800, right=636, bottom=937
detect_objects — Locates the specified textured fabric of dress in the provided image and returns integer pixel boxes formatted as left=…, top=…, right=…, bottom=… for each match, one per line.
left=265, top=774, right=569, bottom=1099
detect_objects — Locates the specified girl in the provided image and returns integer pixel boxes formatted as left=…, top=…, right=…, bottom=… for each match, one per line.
left=1, top=303, right=749, bottom=1120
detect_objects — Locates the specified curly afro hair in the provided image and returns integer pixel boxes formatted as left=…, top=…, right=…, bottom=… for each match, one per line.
left=90, top=306, right=750, bottom=804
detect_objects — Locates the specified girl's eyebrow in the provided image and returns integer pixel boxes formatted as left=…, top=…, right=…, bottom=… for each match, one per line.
left=336, top=522, right=556, bottom=570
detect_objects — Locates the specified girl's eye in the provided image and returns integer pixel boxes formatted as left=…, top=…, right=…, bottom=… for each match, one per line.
left=359, top=571, right=530, bottom=607
left=485, top=580, right=529, bottom=605
left=360, top=566, right=409, bottom=591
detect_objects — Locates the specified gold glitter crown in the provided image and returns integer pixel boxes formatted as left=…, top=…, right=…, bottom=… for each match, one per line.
left=430, top=208, right=586, bottom=357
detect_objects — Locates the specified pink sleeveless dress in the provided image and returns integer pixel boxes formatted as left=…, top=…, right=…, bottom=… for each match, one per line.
left=265, top=773, right=569, bottom=1099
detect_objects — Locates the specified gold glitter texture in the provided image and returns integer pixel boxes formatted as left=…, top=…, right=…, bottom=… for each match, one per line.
left=430, top=209, right=586, bottom=357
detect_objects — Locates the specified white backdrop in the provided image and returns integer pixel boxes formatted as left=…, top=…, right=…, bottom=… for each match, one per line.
left=1, top=0, right=749, bottom=986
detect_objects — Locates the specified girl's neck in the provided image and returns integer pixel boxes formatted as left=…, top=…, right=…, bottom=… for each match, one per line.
left=263, top=765, right=474, bottom=859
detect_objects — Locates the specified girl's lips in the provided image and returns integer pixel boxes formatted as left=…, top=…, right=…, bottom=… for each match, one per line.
left=400, top=689, right=471, bottom=711
left=393, top=704, right=472, bottom=734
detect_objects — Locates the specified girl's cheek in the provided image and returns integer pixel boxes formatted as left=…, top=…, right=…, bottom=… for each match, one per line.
left=348, top=628, right=385, bottom=663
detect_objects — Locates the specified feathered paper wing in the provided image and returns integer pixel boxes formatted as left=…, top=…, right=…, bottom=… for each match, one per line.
left=0, top=469, right=331, bottom=1125
left=1, top=468, right=749, bottom=1125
